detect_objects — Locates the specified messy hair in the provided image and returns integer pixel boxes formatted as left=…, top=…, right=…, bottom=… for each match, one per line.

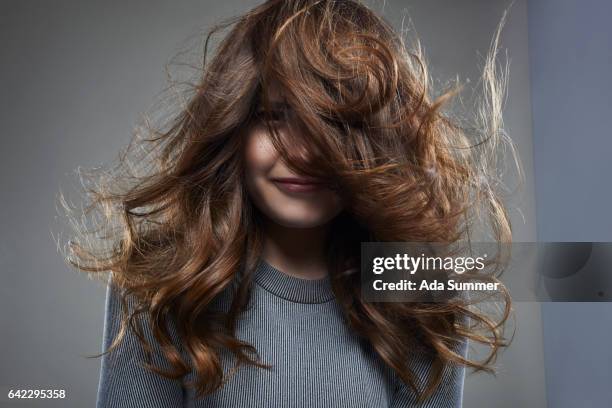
left=58, top=0, right=518, bottom=402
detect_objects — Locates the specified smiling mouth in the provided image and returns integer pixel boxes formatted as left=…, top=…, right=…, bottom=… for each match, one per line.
left=270, top=177, right=326, bottom=193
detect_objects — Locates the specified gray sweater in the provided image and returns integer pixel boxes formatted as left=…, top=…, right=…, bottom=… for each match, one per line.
left=96, top=259, right=466, bottom=407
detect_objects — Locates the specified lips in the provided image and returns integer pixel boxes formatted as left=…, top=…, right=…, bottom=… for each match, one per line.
left=271, top=177, right=326, bottom=193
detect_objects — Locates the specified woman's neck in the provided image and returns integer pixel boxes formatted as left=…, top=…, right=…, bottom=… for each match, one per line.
left=260, top=217, right=330, bottom=280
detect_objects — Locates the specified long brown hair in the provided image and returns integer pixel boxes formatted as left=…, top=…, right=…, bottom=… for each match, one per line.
left=58, top=0, right=518, bottom=402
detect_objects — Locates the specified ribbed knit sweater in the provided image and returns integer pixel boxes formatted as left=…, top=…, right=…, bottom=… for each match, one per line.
left=96, top=258, right=466, bottom=407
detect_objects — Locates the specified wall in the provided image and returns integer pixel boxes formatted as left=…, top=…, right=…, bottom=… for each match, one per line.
left=528, top=0, right=612, bottom=406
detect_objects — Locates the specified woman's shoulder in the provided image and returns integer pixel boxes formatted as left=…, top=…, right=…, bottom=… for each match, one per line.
left=389, top=336, right=468, bottom=407
left=101, top=276, right=185, bottom=362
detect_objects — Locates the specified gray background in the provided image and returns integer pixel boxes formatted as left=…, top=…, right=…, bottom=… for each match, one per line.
left=529, top=0, right=612, bottom=407
left=0, top=0, right=608, bottom=407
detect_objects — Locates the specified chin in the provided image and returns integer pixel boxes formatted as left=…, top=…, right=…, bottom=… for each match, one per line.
left=272, top=215, right=330, bottom=229
left=270, top=208, right=337, bottom=229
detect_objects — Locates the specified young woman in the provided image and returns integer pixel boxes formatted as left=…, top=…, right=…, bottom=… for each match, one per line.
left=61, top=0, right=514, bottom=406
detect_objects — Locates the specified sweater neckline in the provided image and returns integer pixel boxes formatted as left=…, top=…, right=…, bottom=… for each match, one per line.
left=254, top=258, right=335, bottom=304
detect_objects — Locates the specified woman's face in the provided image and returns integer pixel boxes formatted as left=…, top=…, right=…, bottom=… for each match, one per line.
left=243, top=89, right=344, bottom=229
